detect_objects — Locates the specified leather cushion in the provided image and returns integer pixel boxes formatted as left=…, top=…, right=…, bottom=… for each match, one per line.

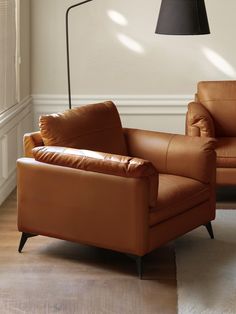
left=39, top=101, right=128, bottom=156
left=23, top=132, right=44, bottom=158
left=216, top=137, right=236, bottom=168
left=33, top=146, right=158, bottom=179
left=198, top=81, right=236, bottom=136
left=149, top=174, right=209, bottom=226
left=217, top=168, right=236, bottom=186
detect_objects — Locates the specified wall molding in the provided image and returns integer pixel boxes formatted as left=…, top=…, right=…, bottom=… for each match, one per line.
left=0, top=96, right=32, bottom=130
left=32, top=94, right=192, bottom=116
left=0, top=96, right=33, bottom=206
left=0, top=172, right=16, bottom=207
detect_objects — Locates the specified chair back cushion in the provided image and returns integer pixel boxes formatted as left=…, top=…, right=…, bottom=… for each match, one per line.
left=39, top=101, right=128, bottom=155
left=198, top=81, right=236, bottom=136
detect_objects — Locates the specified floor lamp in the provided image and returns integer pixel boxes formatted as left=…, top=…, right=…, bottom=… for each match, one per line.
left=66, top=0, right=210, bottom=109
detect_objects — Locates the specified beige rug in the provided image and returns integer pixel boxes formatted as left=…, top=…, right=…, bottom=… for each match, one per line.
left=176, top=210, right=236, bottom=314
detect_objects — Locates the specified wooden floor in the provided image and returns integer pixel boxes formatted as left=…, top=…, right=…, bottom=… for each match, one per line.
left=0, top=189, right=235, bottom=314
left=0, top=191, right=177, bottom=314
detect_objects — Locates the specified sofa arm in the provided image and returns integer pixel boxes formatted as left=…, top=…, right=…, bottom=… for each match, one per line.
left=32, top=146, right=158, bottom=208
left=24, top=131, right=44, bottom=157
left=17, top=158, right=151, bottom=255
left=186, top=102, right=215, bottom=137
left=124, top=128, right=216, bottom=184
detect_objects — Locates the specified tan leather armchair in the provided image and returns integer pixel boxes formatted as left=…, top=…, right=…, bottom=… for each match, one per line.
left=186, top=81, right=236, bottom=186
left=17, top=101, right=216, bottom=278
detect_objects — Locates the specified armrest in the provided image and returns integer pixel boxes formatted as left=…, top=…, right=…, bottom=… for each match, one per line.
left=186, top=102, right=215, bottom=137
left=24, top=131, right=44, bottom=157
left=32, top=146, right=158, bottom=208
left=17, top=158, right=151, bottom=255
left=124, top=128, right=216, bottom=184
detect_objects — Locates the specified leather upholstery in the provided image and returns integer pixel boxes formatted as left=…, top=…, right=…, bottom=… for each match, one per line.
left=198, top=81, right=236, bottom=137
left=186, top=102, right=215, bottom=137
left=186, top=81, right=236, bottom=186
left=18, top=101, right=216, bottom=258
left=216, top=138, right=236, bottom=168
left=124, top=128, right=216, bottom=184
left=39, top=101, right=128, bottom=156
left=33, top=146, right=158, bottom=179
left=24, top=132, right=44, bottom=157
left=148, top=201, right=214, bottom=253
left=217, top=168, right=236, bottom=186
left=17, top=159, right=150, bottom=256
left=33, top=146, right=158, bottom=208
left=149, top=174, right=210, bottom=226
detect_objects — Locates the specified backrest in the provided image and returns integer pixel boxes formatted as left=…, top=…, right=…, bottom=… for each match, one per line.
left=39, top=101, right=128, bottom=156
left=197, top=81, right=236, bottom=137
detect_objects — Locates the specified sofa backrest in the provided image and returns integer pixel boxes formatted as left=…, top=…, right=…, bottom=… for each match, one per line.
left=39, top=101, right=128, bottom=156
left=197, top=81, right=236, bottom=137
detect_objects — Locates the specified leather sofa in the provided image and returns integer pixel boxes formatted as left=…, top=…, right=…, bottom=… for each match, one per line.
left=186, top=81, right=236, bottom=186
left=17, top=101, right=216, bottom=278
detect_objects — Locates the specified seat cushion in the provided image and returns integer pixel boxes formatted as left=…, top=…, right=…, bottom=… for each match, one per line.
left=149, top=174, right=210, bottom=226
left=39, top=101, right=128, bottom=156
left=216, top=138, right=236, bottom=168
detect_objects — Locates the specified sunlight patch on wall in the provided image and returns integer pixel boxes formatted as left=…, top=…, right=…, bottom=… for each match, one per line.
left=107, top=10, right=128, bottom=26
left=117, top=34, right=144, bottom=54
left=203, top=47, right=236, bottom=78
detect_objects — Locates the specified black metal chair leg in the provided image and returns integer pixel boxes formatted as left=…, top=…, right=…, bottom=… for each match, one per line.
left=18, top=232, right=38, bottom=253
left=136, top=256, right=143, bottom=279
left=126, top=254, right=144, bottom=279
left=205, top=222, right=214, bottom=239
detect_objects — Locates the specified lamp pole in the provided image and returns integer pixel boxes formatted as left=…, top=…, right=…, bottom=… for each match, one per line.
left=66, top=0, right=93, bottom=109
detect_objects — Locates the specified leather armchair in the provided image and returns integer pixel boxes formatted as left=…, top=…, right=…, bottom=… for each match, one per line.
left=186, top=81, right=236, bottom=186
left=17, top=101, right=216, bottom=278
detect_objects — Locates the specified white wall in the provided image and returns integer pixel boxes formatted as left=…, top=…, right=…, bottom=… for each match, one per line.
left=31, top=0, right=236, bottom=132
left=20, top=0, right=31, bottom=100
left=0, top=0, right=32, bottom=205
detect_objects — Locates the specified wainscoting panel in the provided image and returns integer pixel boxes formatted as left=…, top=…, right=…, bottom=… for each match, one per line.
left=0, top=97, right=33, bottom=206
left=32, top=94, right=192, bottom=134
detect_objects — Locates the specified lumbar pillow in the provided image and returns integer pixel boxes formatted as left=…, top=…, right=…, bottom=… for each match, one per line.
left=39, top=101, right=128, bottom=155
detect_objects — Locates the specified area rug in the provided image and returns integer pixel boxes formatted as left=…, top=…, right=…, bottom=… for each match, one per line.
left=176, top=210, right=236, bottom=314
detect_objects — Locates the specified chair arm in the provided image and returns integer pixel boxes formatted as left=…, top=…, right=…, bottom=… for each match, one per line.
left=186, top=102, right=215, bottom=137
left=32, top=146, right=158, bottom=209
left=17, top=158, right=151, bottom=256
left=24, top=131, right=44, bottom=157
left=124, top=128, right=216, bottom=184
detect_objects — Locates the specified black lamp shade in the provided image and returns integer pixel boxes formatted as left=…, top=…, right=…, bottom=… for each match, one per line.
left=156, top=0, right=210, bottom=35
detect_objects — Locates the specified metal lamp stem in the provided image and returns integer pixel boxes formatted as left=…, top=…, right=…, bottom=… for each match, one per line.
left=66, top=0, right=93, bottom=109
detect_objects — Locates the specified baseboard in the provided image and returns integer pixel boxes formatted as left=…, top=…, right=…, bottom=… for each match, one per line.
left=0, top=96, right=32, bottom=129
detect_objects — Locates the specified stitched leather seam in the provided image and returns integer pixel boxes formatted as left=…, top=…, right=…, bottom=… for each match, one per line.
left=200, top=99, right=236, bottom=102
left=165, top=135, right=176, bottom=173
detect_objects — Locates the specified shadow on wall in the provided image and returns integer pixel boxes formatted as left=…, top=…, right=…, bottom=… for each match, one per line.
left=108, top=9, right=145, bottom=54
left=202, top=47, right=236, bottom=78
